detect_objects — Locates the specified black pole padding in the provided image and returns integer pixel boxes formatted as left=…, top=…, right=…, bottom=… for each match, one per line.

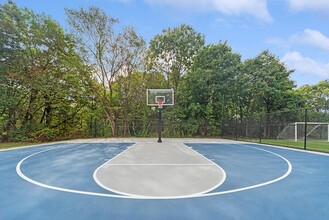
left=158, top=107, right=162, bottom=143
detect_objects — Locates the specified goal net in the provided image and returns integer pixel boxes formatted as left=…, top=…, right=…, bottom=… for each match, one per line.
left=277, top=122, right=329, bottom=142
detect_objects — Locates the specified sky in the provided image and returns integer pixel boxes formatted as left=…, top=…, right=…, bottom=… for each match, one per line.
left=2, top=0, right=329, bottom=88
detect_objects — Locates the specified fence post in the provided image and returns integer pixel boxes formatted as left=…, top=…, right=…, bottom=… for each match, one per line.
left=235, top=117, right=238, bottom=140
left=259, top=113, right=262, bottom=143
left=304, top=108, right=308, bottom=150
left=94, top=118, right=97, bottom=137
left=327, top=124, right=329, bottom=142
left=221, top=94, right=225, bottom=138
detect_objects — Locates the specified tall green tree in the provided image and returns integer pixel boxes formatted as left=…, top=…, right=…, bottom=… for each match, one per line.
left=0, top=1, right=92, bottom=141
left=297, top=80, right=329, bottom=109
left=113, top=71, right=167, bottom=136
left=147, top=24, right=205, bottom=91
left=177, top=42, right=242, bottom=136
left=240, top=50, right=296, bottom=115
left=0, top=0, right=30, bottom=139
left=239, top=50, right=296, bottom=137
left=66, top=6, right=146, bottom=136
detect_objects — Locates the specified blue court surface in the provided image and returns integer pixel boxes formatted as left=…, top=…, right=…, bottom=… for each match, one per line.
left=1, top=139, right=329, bottom=220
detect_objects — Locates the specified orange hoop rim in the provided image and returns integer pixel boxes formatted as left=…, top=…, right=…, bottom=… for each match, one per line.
left=156, top=100, right=164, bottom=109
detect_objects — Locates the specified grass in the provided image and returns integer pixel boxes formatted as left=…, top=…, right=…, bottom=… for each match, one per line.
left=240, top=138, right=329, bottom=153
left=0, top=142, right=37, bottom=150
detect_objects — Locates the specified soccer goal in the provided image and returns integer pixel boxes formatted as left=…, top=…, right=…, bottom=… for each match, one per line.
left=277, top=122, right=329, bottom=142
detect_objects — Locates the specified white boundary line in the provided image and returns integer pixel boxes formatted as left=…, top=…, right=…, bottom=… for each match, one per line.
left=92, top=143, right=138, bottom=196
left=185, top=144, right=227, bottom=196
left=103, top=164, right=216, bottom=166
left=16, top=144, right=131, bottom=199
left=197, top=144, right=293, bottom=197
left=16, top=143, right=292, bottom=200
left=253, top=142, right=329, bottom=157
left=93, top=143, right=227, bottom=199
left=0, top=141, right=68, bottom=152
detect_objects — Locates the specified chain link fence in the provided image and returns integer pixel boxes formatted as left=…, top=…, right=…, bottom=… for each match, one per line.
left=87, top=106, right=329, bottom=153
left=222, top=106, right=329, bottom=152
left=88, top=117, right=221, bottom=138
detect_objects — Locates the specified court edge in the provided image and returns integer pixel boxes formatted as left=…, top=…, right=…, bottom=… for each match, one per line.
left=16, top=142, right=292, bottom=200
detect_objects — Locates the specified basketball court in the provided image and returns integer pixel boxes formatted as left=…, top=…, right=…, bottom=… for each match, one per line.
left=1, top=138, right=329, bottom=219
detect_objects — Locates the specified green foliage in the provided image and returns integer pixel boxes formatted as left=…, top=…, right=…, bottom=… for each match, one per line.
left=297, top=80, right=329, bottom=108
left=31, top=127, right=57, bottom=142
left=241, top=50, right=297, bottom=114
left=173, top=43, right=241, bottom=135
left=0, top=1, right=93, bottom=142
left=0, top=2, right=327, bottom=142
left=147, top=24, right=205, bottom=90
left=66, top=6, right=146, bottom=136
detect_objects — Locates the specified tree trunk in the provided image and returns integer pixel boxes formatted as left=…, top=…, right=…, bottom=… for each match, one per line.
left=105, top=106, right=116, bottom=136
left=40, top=95, right=52, bottom=126
left=23, top=88, right=38, bottom=125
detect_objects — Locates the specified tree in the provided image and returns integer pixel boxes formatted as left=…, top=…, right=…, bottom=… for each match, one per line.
left=147, top=24, right=205, bottom=91
left=239, top=50, right=296, bottom=138
left=177, top=42, right=242, bottom=136
left=240, top=50, right=296, bottom=114
left=66, top=6, right=146, bottom=136
left=112, top=71, right=167, bottom=136
left=297, top=80, right=329, bottom=109
left=0, top=1, right=93, bottom=141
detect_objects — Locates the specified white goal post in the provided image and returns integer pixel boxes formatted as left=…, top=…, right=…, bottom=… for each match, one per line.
left=277, top=122, right=329, bottom=142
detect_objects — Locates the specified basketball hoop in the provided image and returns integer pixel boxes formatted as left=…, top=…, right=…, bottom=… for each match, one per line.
left=146, top=89, right=174, bottom=107
left=156, top=100, right=164, bottom=109
left=146, top=88, right=174, bottom=143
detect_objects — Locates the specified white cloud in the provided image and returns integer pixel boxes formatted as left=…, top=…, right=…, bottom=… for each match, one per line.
left=290, top=29, right=329, bottom=51
left=282, top=52, right=329, bottom=79
left=145, top=0, right=272, bottom=22
left=266, top=29, right=329, bottom=52
left=287, top=0, right=329, bottom=11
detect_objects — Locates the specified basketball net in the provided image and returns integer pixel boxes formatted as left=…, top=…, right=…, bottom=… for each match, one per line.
left=156, top=100, right=164, bottom=109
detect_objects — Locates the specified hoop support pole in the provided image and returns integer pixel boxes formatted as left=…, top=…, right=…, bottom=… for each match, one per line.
left=157, top=106, right=162, bottom=143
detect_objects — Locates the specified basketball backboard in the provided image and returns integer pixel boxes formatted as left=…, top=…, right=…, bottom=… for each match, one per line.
left=146, top=89, right=174, bottom=106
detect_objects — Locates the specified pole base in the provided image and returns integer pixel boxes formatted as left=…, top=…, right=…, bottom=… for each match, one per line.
left=157, top=139, right=162, bottom=143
